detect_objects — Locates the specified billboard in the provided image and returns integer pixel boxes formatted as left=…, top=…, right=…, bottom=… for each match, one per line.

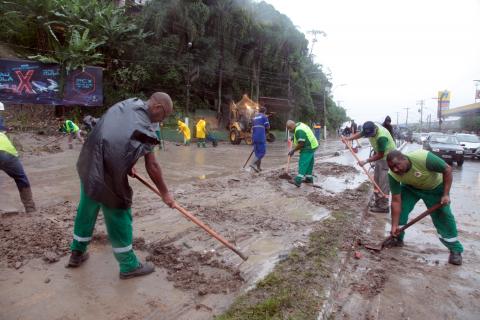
left=437, top=90, right=450, bottom=111
left=0, top=58, right=102, bottom=106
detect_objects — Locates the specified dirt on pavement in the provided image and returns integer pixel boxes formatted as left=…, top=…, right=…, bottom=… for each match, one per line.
left=1, top=134, right=478, bottom=320
left=0, top=132, right=364, bottom=320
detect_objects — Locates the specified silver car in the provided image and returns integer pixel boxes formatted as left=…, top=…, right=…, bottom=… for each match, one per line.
left=455, top=133, right=480, bottom=158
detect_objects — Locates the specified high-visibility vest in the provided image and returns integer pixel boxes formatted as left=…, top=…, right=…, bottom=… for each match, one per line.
left=389, top=150, right=443, bottom=190
left=369, top=123, right=396, bottom=159
left=64, top=120, right=79, bottom=133
left=294, top=122, right=319, bottom=150
left=0, top=132, right=18, bottom=157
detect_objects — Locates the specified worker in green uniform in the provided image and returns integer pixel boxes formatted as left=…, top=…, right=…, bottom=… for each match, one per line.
left=67, top=92, right=175, bottom=279
left=386, top=149, right=463, bottom=265
left=59, top=119, right=84, bottom=149
left=0, top=129, right=36, bottom=212
left=345, top=121, right=396, bottom=213
left=286, top=120, right=319, bottom=187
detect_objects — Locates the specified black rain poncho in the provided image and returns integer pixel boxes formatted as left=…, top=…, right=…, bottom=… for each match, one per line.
left=77, top=98, right=159, bottom=209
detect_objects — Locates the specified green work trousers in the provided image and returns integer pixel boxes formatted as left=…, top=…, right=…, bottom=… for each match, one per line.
left=398, top=184, right=463, bottom=253
left=70, top=186, right=140, bottom=273
left=295, top=149, right=315, bottom=185
left=197, top=139, right=206, bottom=147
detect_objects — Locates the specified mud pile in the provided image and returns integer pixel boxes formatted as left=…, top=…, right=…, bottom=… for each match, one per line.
left=313, top=161, right=358, bottom=176
left=145, top=242, right=244, bottom=296
left=351, top=268, right=387, bottom=298
left=306, top=187, right=367, bottom=211
left=0, top=202, right=75, bottom=268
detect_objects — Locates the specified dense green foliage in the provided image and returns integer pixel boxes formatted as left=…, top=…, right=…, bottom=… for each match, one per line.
left=0, top=0, right=348, bottom=130
left=460, top=115, right=480, bottom=132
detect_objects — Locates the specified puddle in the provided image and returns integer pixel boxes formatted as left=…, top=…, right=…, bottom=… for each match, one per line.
left=315, top=174, right=365, bottom=193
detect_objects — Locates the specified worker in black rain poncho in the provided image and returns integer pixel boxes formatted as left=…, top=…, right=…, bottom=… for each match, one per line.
left=67, top=92, right=175, bottom=279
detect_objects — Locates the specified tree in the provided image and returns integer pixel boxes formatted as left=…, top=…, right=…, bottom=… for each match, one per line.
left=460, top=115, right=480, bottom=132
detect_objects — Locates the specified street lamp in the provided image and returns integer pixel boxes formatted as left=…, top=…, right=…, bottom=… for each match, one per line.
left=474, top=80, right=480, bottom=102
left=323, top=83, right=346, bottom=140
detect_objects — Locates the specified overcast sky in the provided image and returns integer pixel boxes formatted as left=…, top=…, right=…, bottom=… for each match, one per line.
left=261, top=0, right=480, bottom=125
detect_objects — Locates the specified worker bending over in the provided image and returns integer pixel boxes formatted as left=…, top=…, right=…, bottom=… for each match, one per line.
left=387, top=149, right=463, bottom=265
left=286, top=120, right=318, bottom=187
left=177, top=120, right=191, bottom=146
left=345, top=121, right=396, bottom=213
left=0, top=130, right=36, bottom=212
left=60, top=119, right=84, bottom=149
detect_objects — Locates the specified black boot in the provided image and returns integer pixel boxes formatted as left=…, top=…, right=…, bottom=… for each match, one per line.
left=120, top=262, right=155, bottom=279
left=448, top=252, right=462, bottom=265
left=66, top=250, right=89, bottom=268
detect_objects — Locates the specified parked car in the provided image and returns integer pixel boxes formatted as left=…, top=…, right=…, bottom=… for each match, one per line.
left=412, top=132, right=429, bottom=144
left=412, top=132, right=421, bottom=143
left=423, top=134, right=464, bottom=166
left=455, top=133, right=480, bottom=159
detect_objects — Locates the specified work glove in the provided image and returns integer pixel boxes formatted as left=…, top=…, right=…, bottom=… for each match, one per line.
left=288, top=149, right=295, bottom=157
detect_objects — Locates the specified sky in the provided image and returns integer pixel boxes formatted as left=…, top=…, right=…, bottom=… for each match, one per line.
left=261, top=0, right=480, bottom=125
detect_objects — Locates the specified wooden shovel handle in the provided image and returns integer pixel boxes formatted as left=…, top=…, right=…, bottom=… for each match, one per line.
left=133, top=173, right=248, bottom=261
left=341, top=137, right=388, bottom=198
left=381, top=203, right=444, bottom=247
left=285, top=155, right=291, bottom=172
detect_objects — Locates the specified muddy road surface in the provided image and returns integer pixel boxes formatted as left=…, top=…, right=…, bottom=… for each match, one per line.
left=1, top=133, right=356, bottom=320
left=1, top=135, right=478, bottom=320
left=327, top=143, right=480, bottom=320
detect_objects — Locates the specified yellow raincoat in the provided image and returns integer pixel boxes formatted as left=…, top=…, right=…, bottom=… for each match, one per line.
left=177, top=120, right=191, bottom=141
left=195, top=119, right=206, bottom=139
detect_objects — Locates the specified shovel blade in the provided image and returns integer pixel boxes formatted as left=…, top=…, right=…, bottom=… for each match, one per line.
left=279, top=173, right=292, bottom=179
left=364, top=243, right=383, bottom=252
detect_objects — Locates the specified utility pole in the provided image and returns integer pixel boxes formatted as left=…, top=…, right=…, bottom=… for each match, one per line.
left=323, top=86, right=328, bottom=140
left=416, top=100, right=424, bottom=131
left=185, top=41, right=192, bottom=115
left=396, top=112, right=399, bottom=126
left=475, top=80, right=480, bottom=102
left=404, top=107, right=410, bottom=127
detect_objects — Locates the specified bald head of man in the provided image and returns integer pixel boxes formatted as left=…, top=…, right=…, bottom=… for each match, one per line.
left=286, top=120, right=296, bottom=131
left=147, top=92, right=173, bottom=123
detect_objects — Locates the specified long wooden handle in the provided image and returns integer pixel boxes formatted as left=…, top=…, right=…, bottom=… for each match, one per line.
left=381, top=203, right=443, bottom=247
left=133, top=173, right=249, bottom=261
left=243, top=149, right=254, bottom=168
left=341, top=137, right=388, bottom=198
left=285, top=155, right=291, bottom=172
left=398, top=203, right=443, bottom=233
left=173, top=204, right=248, bottom=260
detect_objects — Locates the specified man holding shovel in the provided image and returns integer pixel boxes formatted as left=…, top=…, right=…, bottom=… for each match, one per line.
left=386, top=150, right=463, bottom=265
left=249, top=106, right=270, bottom=172
left=67, top=92, right=175, bottom=279
left=286, top=120, right=318, bottom=187
left=59, top=119, right=84, bottom=149
left=345, top=121, right=396, bottom=213
left=0, top=128, right=36, bottom=213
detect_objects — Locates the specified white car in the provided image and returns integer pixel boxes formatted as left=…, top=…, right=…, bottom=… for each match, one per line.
left=455, top=133, right=480, bottom=158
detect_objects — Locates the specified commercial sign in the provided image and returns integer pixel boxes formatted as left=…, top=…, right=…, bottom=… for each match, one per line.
left=0, top=58, right=102, bottom=106
left=437, top=90, right=450, bottom=111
